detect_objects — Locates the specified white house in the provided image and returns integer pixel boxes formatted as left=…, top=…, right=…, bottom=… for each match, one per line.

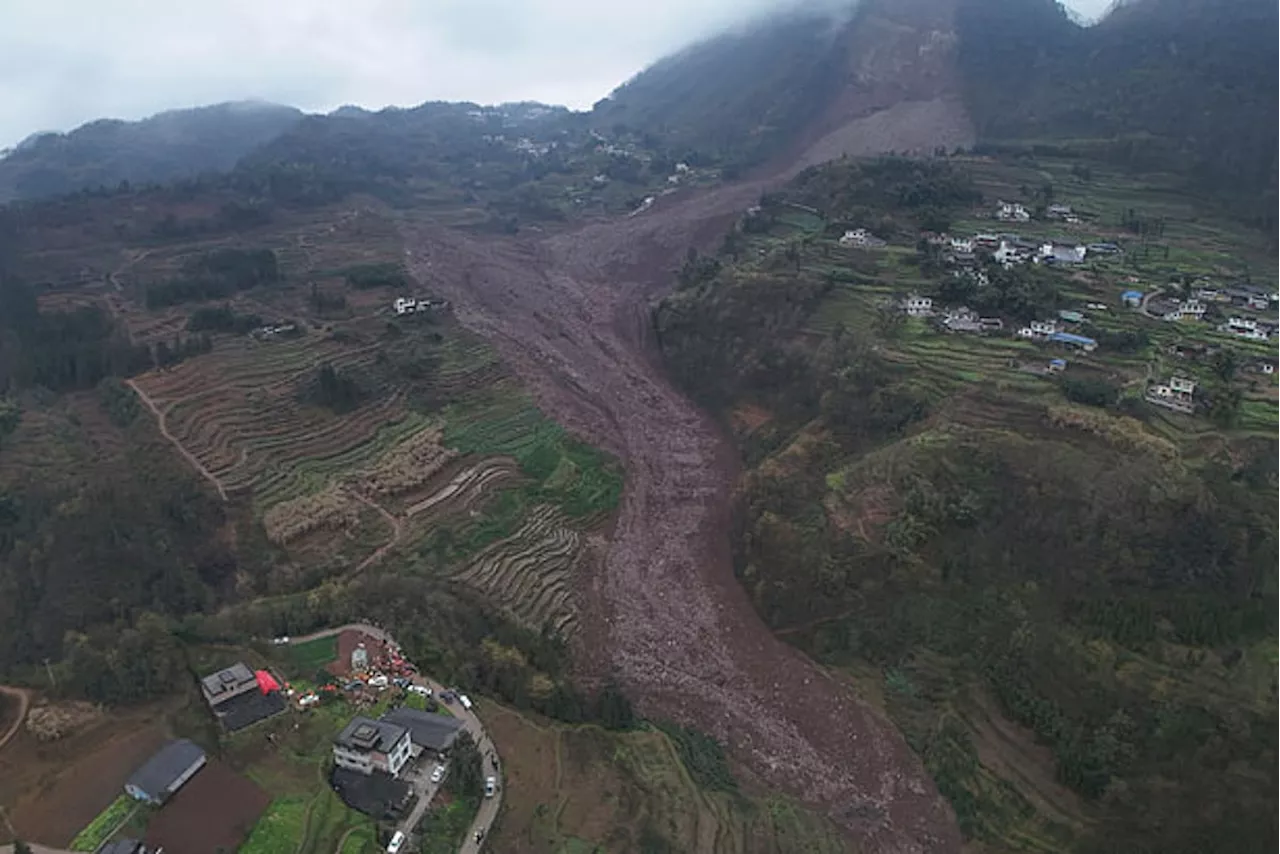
left=1245, top=294, right=1270, bottom=310
left=393, top=297, right=418, bottom=316
left=1223, top=317, right=1265, bottom=339
left=1039, top=243, right=1087, bottom=265
left=840, top=228, right=884, bottom=248
left=1179, top=298, right=1206, bottom=319
left=950, top=237, right=975, bottom=253
left=1147, top=376, right=1197, bottom=414
left=333, top=717, right=413, bottom=778
left=996, top=201, right=1030, bottom=222
left=1030, top=319, right=1058, bottom=336
left=902, top=295, right=934, bottom=317
left=1016, top=327, right=1036, bottom=339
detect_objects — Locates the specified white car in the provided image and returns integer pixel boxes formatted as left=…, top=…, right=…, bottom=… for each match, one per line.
left=271, top=636, right=290, bottom=645
left=386, top=831, right=405, bottom=854
left=430, top=764, right=445, bottom=784
left=484, top=776, right=497, bottom=798
left=408, top=684, right=432, bottom=697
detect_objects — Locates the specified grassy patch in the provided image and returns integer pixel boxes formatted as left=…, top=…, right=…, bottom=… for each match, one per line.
left=655, top=722, right=738, bottom=793
left=69, top=795, right=135, bottom=852
left=416, top=793, right=480, bottom=854
left=240, top=797, right=310, bottom=854
left=282, top=635, right=338, bottom=678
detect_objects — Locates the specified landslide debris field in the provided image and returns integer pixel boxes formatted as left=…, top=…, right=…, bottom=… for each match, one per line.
left=401, top=174, right=961, bottom=852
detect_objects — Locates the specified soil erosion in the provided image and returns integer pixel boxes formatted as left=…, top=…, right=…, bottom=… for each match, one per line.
left=401, top=174, right=963, bottom=853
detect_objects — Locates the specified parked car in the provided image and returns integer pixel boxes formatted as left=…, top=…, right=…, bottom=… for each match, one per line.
left=458, top=694, right=473, bottom=711
left=430, top=764, right=445, bottom=784
left=484, top=776, right=497, bottom=798
left=408, top=684, right=432, bottom=697
left=386, top=831, right=405, bottom=854
left=369, top=674, right=389, bottom=688
left=271, top=636, right=290, bottom=645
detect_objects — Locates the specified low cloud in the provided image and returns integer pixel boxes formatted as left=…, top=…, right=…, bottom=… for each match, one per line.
left=1, top=0, right=1110, bottom=148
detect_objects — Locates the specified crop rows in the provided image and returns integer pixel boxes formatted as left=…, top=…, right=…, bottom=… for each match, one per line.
left=342, top=423, right=458, bottom=499
left=262, top=484, right=361, bottom=544
left=454, top=504, right=582, bottom=637
left=403, top=457, right=519, bottom=518
left=253, top=412, right=433, bottom=509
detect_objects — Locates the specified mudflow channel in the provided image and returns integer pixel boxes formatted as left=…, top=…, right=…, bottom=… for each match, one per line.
left=401, top=181, right=962, bottom=853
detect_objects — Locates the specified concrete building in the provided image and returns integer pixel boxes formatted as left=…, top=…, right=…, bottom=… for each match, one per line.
left=333, top=717, right=413, bottom=778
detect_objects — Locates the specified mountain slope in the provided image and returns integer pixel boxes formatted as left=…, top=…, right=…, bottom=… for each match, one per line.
left=592, top=0, right=976, bottom=173
left=955, top=0, right=1277, bottom=226
left=0, top=101, right=303, bottom=201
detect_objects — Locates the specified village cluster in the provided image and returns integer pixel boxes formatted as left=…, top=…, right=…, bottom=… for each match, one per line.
left=846, top=198, right=1280, bottom=420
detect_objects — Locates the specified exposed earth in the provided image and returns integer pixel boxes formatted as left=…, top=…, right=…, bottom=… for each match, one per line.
left=400, top=131, right=964, bottom=852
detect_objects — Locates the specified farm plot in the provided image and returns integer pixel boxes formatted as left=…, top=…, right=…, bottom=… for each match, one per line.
left=144, top=761, right=271, bottom=854
left=131, top=331, right=411, bottom=503
left=455, top=505, right=584, bottom=637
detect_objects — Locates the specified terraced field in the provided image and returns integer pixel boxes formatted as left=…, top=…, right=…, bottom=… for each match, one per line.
left=456, top=504, right=584, bottom=637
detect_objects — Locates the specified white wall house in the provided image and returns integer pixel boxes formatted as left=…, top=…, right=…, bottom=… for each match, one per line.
left=1030, top=319, right=1058, bottom=336
left=996, top=202, right=1030, bottom=222
left=333, top=717, right=413, bottom=778
left=394, top=297, right=418, bottom=316
left=903, top=295, right=933, bottom=317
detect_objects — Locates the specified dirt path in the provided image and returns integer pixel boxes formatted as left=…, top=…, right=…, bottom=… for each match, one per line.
left=0, top=686, right=30, bottom=755
left=348, top=492, right=404, bottom=574
left=332, top=827, right=356, bottom=854
left=398, top=178, right=962, bottom=853
left=126, top=379, right=228, bottom=501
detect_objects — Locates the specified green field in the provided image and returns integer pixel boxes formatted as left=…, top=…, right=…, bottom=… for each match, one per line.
left=283, top=635, right=339, bottom=679
left=69, top=795, right=135, bottom=852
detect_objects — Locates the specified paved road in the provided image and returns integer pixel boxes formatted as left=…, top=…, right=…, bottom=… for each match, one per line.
left=286, top=623, right=502, bottom=852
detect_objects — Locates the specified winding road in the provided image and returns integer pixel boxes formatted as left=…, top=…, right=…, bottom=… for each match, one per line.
left=286, top=624, right=501, bottom=853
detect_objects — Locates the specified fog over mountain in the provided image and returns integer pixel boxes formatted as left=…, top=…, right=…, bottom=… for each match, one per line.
left=3, top=0, right=1111, bottom=147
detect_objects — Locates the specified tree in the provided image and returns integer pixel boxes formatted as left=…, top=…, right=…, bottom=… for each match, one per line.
left=449, top=730, right=484, bottom=798
left=594, top=681, right=636, bottom=730
left=13, top=841, right=33, bottom=854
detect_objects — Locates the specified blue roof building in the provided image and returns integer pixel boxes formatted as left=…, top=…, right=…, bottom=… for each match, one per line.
left=1121, top=290, right=1143, bottom=307
left=1050, top=331, right=1098, bottom=352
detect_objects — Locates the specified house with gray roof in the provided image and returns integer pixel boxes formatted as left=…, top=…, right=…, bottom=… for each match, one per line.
left=125, top=739, right=207, bottom=805
left=333, top=716, right=413, bottom=778
left=381, top=707, right=465, bottom=756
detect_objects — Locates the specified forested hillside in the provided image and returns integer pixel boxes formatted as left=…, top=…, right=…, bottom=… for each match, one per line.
left=591, top=12, right=850, bottom=173
left=0, top=101, right=302, bottom=201
left=656, top=155, right=1277, bottom=853
left=956, top=0, right=1278, bottom=228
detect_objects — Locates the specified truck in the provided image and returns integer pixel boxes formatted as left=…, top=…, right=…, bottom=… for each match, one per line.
left=458, top=694, right=473, bottom=711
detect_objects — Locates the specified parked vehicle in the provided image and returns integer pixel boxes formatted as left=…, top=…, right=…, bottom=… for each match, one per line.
left=458, top=694, right=473, bottom=711
left=484, top=776, right=497, bottom=798
left=271, top=636, right=290, bottom=645
left=408, top=684, right=432, bottom=697
left=430, top=764, right=445, bottom=784
left=369, top=674, right=389, bottom=689
left=387, top=831, right=405, bottom=854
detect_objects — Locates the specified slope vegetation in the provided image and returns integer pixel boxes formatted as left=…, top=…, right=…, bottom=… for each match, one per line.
left=655, top=154, right=1277, bottom=853
left=0, top=101, right=302, bottom=201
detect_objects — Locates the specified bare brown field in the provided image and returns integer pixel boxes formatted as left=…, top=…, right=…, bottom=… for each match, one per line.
left=0, top=701, right=173, bottom=847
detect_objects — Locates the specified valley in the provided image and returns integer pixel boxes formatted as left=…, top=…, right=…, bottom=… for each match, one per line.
left=0, top=0, right=1276, bottom=852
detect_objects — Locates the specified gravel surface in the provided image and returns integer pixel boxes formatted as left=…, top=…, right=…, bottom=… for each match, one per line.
left=400, top=176, right=962, bottom=853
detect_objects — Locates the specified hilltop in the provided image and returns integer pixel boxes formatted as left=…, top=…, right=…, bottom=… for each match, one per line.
left=0, top=101, right=303, bottom=202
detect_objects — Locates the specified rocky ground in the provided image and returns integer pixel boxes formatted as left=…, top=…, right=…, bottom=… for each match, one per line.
left=400, top=169, right=963, bottom=853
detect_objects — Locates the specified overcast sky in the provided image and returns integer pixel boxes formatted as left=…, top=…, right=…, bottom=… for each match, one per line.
left=1, top=0, right=1114, bottom=149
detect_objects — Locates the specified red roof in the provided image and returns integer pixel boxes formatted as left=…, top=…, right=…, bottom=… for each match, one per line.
left=255, top=670, right=281, bottom=694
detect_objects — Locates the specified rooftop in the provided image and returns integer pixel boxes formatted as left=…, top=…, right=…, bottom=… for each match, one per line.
left=127, top=739, right=206, bottom=800
left=335, top=716, right=408, bottom=753
left=381, top=707, right=465, bottom=752
left=200, top=662, right=256, bottom=701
